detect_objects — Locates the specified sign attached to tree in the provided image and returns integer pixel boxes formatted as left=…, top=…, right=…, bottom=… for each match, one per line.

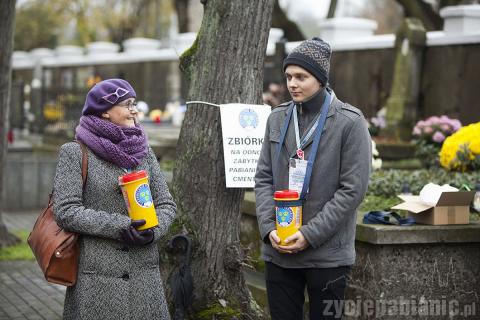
left=220, top=104, right=271, bottom=188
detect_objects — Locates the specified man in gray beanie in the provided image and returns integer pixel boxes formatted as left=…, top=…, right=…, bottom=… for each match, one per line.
left=255, top=38, right=372, bottom=319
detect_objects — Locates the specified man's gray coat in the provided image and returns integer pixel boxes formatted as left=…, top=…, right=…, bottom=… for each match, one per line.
left=53, top=142, right=176, bottom=319
left=255, top=95, right=371, bottom=268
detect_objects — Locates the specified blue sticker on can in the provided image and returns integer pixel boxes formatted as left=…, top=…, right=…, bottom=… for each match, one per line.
left=276, top=207, right=294, bottom=227
left=135, top=184, right=153, bottom=208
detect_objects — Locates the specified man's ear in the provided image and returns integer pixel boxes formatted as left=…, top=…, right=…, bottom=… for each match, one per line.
left=102, top=112, right=110, bottom=119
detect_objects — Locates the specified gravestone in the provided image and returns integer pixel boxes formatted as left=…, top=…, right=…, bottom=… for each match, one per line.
left=384, top=18, right=426, bottom=141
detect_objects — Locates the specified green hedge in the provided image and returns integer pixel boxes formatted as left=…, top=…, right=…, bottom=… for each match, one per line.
left=368, top=169, right=480, bottom=197
left=359, top=195, right=400, bottom=213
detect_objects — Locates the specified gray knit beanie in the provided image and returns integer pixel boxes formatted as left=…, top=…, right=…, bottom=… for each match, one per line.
left=283, top=37, right=332, bottom=86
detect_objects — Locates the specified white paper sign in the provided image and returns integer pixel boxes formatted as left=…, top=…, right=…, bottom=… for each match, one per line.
left=220, top=104, right=271, bottom=188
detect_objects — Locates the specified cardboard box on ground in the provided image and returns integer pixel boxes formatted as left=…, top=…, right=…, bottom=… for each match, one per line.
left=392, top=183, right=475, bottom=225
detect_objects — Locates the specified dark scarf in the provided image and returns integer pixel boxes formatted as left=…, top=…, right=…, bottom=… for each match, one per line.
left=75, top=115, right=149, bottom=169
left=294, top=88, right=327, bottom=136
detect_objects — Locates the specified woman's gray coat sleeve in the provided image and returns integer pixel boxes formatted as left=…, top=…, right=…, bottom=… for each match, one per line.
left=53, top=144, right=131, bottom=240
left=147, top=149, right=177, bottom=242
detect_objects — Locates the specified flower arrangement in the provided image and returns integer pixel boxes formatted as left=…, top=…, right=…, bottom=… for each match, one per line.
left=368, top=108, right=386, bottom=137
left=371, top=139, right=382, bottom=170
left=368, top=115, right=386, bottom=136
left=412, top=115, right=462, bottom=168
left=412, top=115, right=461, bottom=143
left=439, top=122, right=480, bottom=171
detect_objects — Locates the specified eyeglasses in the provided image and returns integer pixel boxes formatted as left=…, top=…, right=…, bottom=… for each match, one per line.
left=101, top=87, right=129, bottom=104
left=116, top=99, right=138, bottom=111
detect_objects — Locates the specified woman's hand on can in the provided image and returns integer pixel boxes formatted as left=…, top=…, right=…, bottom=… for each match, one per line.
left=120, top=219, right=154, bottom=246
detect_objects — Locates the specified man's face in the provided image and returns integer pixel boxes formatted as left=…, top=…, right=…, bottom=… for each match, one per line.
left=285, top=65, right=321, bottom=103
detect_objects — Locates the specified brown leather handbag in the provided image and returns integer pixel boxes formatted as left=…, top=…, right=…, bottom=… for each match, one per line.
left=28, top=143, right=88, bottom=286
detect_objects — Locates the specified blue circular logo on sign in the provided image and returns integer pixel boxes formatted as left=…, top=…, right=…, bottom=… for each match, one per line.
left=239, top=108, right=259, bottom=129
left=276, top=207, right=294, bottom=227
left=135, top=184, right=153, bottom=208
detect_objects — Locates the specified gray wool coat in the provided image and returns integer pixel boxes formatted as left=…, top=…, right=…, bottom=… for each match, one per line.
left=255, top=95, right=371, bottom=268
left=53, top=142, right=176, bottom=320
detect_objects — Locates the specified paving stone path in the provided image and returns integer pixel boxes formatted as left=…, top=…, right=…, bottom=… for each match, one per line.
left=0, top=210, right=267, bottom=319
left=1, top=211, right=65, bottom=319
left=0, top=261, right=65, bottom=320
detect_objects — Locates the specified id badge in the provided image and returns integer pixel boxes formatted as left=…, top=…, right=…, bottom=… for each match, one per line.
left=288, top=158, right=308, bottom=193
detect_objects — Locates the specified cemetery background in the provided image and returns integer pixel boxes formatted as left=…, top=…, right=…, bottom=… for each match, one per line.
left=1, top=0, right=480, bottom=319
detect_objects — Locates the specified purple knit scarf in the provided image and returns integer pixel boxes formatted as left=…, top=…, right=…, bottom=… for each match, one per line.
left=75, top=115, right=149, bottom=169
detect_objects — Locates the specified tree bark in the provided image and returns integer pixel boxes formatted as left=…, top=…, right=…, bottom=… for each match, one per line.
left=439, top=0, right=468, bottom=9
left=105, top=0, right=154, bottom=45
left=327, top=0, right=338, bottom=19
left=271, top=0, right=305, bottom=41
left=174, top=0, right=190, bottom=33
left=172, top=0, right=273, bottom=318
left=395, top=0, right=443, bottom=30
left=0, top=0, right=20, bottom=248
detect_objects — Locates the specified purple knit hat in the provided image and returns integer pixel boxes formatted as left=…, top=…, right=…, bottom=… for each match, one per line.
left=82, top=79, right=136, bottom=116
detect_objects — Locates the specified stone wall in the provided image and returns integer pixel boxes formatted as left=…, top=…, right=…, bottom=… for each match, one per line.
left=326, top=44, right=480, bottom=124
left=2, top=152, right=57, bottom=210
left=421, top=44, right=480, bottom=125
left=347, top=222, right=480, bottom=319
left=347, top=241, right=480, bottom=319
left=240, top=194, right=480, bottom=319
left=330, top=49, right=395, bottom=119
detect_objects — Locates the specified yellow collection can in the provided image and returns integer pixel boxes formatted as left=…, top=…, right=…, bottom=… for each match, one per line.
left=274, top=190, right=302, bottom=245
left=118, top=170, right=158, bottom=230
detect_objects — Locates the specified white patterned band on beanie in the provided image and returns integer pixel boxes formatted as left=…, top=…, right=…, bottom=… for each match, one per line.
left=283, top=37, right=332, bottom=86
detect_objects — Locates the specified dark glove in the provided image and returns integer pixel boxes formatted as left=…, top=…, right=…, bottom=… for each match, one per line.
left=120, top=219, right=154, bottom=246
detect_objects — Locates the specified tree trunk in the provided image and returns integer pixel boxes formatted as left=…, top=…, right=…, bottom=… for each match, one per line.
left=174, top=0, right=190, bottom=33
left=439, top=0, right=467, bottom=9
left=172, top=0, right=273, bottom=318
left=271, top=0, right=305, bottom=41
left=327, top=0, right=338, bottom=19
left=0, top=0, right=20, bottom=248
left=395, top=0, right=443, bottom=30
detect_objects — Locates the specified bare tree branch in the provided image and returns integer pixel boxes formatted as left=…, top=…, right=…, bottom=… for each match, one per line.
left=327, top=0, right=338, bottom=19
left=395, top=0, right=443, bottom=30
left=271, top=0, right=305, bottom=41
left=174, top=0, right=190, bottom=33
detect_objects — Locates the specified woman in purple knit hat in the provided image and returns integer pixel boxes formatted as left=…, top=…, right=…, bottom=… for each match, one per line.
left=52, top=79, right=176, bottom=319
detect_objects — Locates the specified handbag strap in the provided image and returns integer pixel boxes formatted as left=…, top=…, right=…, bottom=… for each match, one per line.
left=47, top=142, right=88, bottom=205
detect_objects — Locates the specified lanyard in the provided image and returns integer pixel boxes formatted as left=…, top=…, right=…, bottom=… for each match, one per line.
left=293, top=105, right=322, bottom=159
left=274, top=90, right=332, bottom=199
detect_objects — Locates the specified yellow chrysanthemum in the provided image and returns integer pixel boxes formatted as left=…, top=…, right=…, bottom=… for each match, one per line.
left=439, top=122, right=480, bottom=171
left=470, top=139, right=480, bottom=154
